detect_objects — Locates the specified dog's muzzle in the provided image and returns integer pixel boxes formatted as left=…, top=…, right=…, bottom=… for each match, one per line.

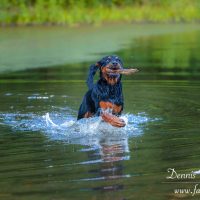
left=106, top=63, right=122, bottom=78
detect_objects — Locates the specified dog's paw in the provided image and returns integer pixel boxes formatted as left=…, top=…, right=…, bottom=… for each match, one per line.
left=101, top=112, right=126, bottom=128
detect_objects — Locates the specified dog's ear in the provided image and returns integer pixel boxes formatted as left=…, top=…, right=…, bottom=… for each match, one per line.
left=86, top=62, right=100, bottom=90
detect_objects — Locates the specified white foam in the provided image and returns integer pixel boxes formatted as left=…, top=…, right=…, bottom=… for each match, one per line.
left=44, top=113, right=59, bottom=128
left=0, top=111, right=157, bottom=144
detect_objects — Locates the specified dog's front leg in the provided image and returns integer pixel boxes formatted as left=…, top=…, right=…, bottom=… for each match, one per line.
left=101, top=112, right=126, bottom=128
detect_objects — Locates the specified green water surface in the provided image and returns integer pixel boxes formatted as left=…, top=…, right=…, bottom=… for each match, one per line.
left=0, top=24, right=200, bottom=200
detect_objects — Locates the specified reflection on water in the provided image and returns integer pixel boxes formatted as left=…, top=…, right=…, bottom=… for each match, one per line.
left=80, top=137, right=130, bottom=195
left=0, top=24, right=200, bottom=74
left=1, top=25, right=200, bottom=82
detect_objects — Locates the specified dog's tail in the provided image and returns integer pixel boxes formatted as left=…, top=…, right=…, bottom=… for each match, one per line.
left=86, top=63, right=100, bottom=90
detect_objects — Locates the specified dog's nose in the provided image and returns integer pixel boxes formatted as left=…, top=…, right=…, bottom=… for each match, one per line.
left=112, top=61, right=118, bottom=66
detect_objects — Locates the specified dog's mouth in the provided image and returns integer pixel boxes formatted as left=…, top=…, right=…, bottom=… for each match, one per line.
left=100, top=59, right=138, bottom=85
left=107, top=72, right=120, bottom=78
left=101, top=63, right=123, bottom=85
left=106, top=64, right=122, bottom=78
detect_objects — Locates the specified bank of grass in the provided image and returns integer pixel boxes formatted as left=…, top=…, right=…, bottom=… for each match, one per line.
left=0, top=1, right=200, bottom=26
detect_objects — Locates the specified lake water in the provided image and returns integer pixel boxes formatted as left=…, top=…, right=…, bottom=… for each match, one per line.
left=0, top=24, right=200, bottom=200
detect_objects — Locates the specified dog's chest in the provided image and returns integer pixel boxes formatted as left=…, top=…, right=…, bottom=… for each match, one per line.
left=94, top=83, right=123, bottom=105
left=107, top=87, right=122, bottom=104
left=99, top=101, right=122, bottom=114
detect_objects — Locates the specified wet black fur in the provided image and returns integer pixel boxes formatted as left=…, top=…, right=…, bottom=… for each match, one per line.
left=77, top=55, right=124, bottom=120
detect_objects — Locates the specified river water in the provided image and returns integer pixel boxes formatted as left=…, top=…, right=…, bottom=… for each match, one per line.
left=0, top=24, right=200, bottom=200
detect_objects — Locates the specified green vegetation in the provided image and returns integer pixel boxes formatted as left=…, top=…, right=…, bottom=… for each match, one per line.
left=0, top=0, right=200, bottom=26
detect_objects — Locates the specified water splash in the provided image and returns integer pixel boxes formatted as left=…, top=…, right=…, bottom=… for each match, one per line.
left=0, top=110, right=157, bottom=183
left=0, top=110, right=155, bottom=144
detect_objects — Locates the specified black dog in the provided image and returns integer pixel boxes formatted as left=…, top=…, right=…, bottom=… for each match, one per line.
left=77, top=55, right=138, bottom=127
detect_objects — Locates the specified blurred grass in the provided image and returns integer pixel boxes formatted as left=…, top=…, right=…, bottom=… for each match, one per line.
left=0, top=0, right=200, bottom=26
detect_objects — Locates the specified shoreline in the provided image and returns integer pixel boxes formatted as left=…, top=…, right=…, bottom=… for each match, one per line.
left=0, top=21, right=199, bottom=28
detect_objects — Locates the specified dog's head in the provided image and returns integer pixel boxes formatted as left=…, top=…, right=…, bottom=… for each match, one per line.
left=97, top=55, right=123, bottom=85
left=87, top=55, right=124, bottom=89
